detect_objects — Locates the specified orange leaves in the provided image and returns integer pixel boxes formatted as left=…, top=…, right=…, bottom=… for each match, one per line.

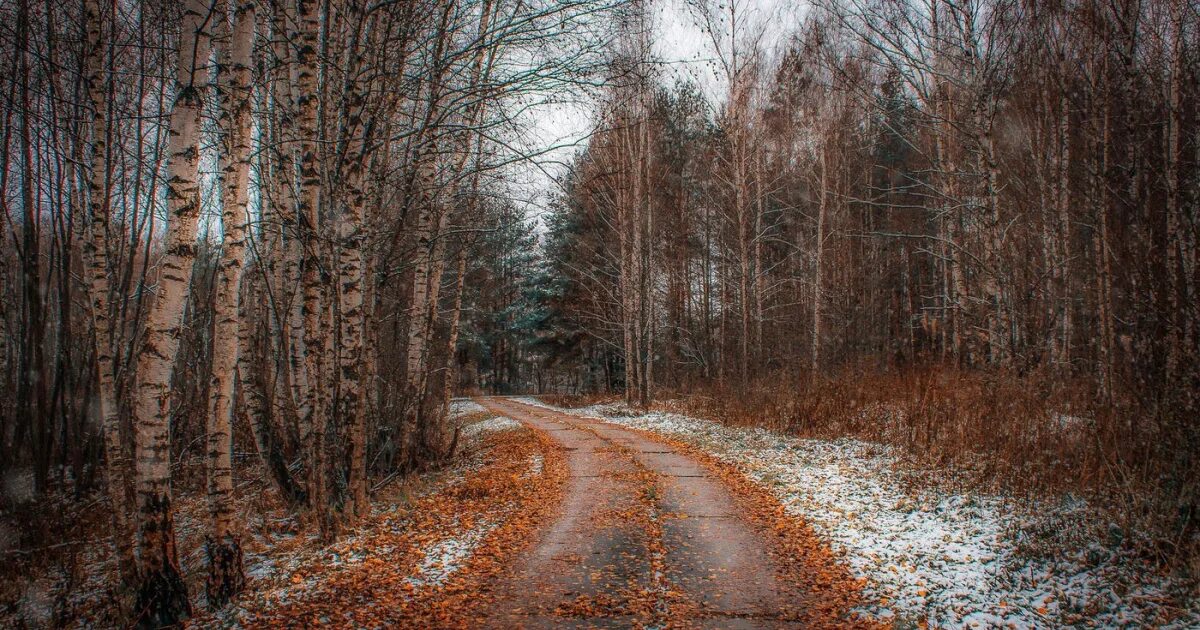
left=236, top=425, right=568, bottom=629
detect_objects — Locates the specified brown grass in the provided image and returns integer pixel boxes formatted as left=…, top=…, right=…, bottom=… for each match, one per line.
left=538, top=392, right=615, bottom=409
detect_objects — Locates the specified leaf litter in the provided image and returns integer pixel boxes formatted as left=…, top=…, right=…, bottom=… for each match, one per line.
left=203, top=410, right=567, bottom=628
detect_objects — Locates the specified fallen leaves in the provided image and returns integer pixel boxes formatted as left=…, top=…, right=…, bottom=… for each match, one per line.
left=614, top=424, right=887, bottom=629
left=224, top=423, right=567, bottom=629
left=490, top=398, right=882, bottom=629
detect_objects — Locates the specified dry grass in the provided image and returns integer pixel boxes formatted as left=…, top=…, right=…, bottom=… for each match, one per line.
left=539, top=392, right=616, bottom=409
left=651, top=366, right=1199, bottom=580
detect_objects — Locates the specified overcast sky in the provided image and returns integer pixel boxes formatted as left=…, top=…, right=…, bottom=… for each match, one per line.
left=506, top=0, right=802, bottom=222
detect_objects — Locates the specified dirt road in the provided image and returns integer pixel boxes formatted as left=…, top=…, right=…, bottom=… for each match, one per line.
left=475, top=397, right=814, bottom=629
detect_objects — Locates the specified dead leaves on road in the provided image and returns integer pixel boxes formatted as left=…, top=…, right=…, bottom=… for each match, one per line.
left=226, top=404, right=879, bottom=629
left=617, top=425, right=887, bottom=629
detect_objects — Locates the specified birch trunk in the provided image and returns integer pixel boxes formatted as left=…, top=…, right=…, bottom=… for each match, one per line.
left=205, top=0, right=255, bottom=606
left=624, top=200, right=643, bottom=408
left=640, top=103, right=654, bottom=407
left=982, top=106, right=1008, bottom=366
left=1095, top=61, right=1116, bottom=400
left=754, top=147, right=765, bottom=363
left=336, top=3, right=369, bottom=518
left=295, top=0, right=329, bottom=535
left=422, top=0, right=497, bottom=438
left=812, top=146, right=827, bottom=381
left=269, top=0, right=306, bottom=438
left=401, top=2, right=455, bottom=467
left=1054, top=62, right=1073, bottom=369
left=440, top=247, right=468, bottom=455
left=636, top=98, right=652, bottom=408
left=621, top=117, right=641, bottom=407
left=237, top=273, right=306, bottom=505
left=131, top=0, right=211, bottom=623
left=403, top=153, right=438, bottom=463
left=727, top=114, right=747, bottom=384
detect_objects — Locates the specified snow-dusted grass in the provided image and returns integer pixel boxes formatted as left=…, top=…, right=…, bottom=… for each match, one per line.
left=523, top=397, right=1199, bottom=629
left=449, top=398, right=487, bottom=418
left=237, top=409, right=517, bottom=611
left=462, top=415, right=520, bottom=436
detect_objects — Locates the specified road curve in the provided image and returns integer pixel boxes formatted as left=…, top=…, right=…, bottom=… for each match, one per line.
left=474, top=397, right=810, bottom=629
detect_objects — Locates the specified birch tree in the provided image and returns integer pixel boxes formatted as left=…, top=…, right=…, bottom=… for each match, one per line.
left=131, top=0, right=213, bottom=623
left=205, top=0, right=256, bottom=606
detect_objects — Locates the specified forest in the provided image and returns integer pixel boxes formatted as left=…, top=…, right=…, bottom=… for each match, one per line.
left=0, top=0, right=1197, bottom=627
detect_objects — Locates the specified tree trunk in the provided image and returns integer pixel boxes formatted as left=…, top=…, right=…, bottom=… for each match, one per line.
left=237, top=272, right=306, bottom=506
left=295, top=0, right=330, bottom=537
left=1165, top=0, right=1184, bottom=375
left=80, top=0, right=135, bottom=588
left=131, top=0, right=212, bottom=623
left=754, top=146, right=766, bottom=366
left=812, top=146, right=827, bottom=380
left=334, top=0, right=370, bottom=521
left=1095, top=52, right=1117, bottom=400
left=440, top=247, right=469, bottom=450
left=205, top=0, right=255, bottom=607
left=403, top=153, right=439, bottom=462
left=1054, top=58, right=1073, bottom=370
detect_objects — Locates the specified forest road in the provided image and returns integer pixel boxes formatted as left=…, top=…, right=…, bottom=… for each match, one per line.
left=473, top=397, right=811, bottom=629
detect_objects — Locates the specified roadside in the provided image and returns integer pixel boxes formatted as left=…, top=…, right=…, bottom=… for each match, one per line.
left=219, top=402, right=566, bottom=627
left=515, top=396, right=1200, bottom=628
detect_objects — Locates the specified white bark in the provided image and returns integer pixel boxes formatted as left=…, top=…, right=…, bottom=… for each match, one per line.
left=131, top=0, right=212, bottom=622
left=205, top=0, right=255, bottom=606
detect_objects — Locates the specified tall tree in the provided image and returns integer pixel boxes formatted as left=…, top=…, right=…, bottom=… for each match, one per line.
left=131, top=0, right=213, bottom=624
left=80, top=0, right=135, bottom=587
left=205, top=0, right=256, bottom=606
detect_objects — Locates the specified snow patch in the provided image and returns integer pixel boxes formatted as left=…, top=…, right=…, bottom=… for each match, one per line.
left=511, top=396, right=611, bottom=418
left=450, top=398, right=486, bottom=418
left=463, top=415, right=520, bottom=436
left=405, top=522, right=496, bottom=589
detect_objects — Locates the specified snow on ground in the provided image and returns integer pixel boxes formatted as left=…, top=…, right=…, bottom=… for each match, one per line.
left=463, top=415, right=520, bottom=436
left=405, top=522, right=497, bottom=588
left=519, top=397, right=1200, bottom=629
left=450, top=398, right=487, bottom=418
left=511, top=397, right=620, bottom=420
left=240, top=409, right=517, bottom=606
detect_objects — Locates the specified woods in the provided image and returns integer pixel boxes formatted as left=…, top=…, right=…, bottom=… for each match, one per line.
left=544, top=0, right=1199, bottom=396
left=528, top=0, right=1200, bottom=581
left=0, top=0, right=619, bottom=625
left=0, top=0, right=1198, bottom=626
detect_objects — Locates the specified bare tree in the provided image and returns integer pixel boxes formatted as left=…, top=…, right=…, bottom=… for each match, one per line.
left=130, top=0, right=213, bottom=623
